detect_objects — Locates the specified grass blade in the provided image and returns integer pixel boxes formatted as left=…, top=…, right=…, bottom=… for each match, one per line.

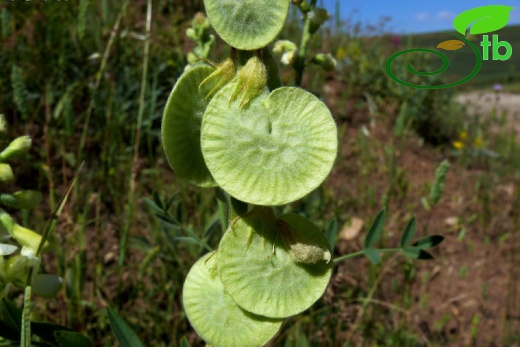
left=325, top=217, right=338, bottom=249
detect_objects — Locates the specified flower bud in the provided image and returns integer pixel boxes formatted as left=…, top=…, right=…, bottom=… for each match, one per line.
left=4, top=255, right=29, bottom=283
left=0, top=135, right=31, bottom=161
left=312, top=53, right=337, bottom=71
left=230, top=56, right=267, bottom=108
left=187, top=52, right=198, bottom=65
left=0, top=190, right=42, bottom=209
left=309, top=8, right=331, bottom=26
left=186, top=28, right=198, bottom=42
left=199, top=58, right=236, bottom=100
left=0, top=164, right=14, bottom=182
left=281, top=51, right=296, bottom=65
left=309, top=8, right=331, bottom=34
left=11, top=224, right=48, bottom=253
left=273, top=40, right=298, bottom=56
left=193, top=12, right=209, bottom=29
left=32, top=274, right=63, bottom=298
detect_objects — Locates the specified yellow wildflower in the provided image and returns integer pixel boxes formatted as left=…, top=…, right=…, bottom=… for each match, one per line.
left=459, top=131, right=468, bottom=140
left=453, top=141, right=464, bottom=150
left=474, top=137, right=484, bottom=148
left=336, top=47, right=347, bottom=60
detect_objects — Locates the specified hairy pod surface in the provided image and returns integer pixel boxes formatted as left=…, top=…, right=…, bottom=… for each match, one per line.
left=278, top=214, right=332, bottom=264
left=203, top=0, right=290, bottom=50
left=183, top=252, right=283, bottom=347
left=217, top=207, right=332, bottom=318
left=201, top=83, right=338, bottom=205
left=162, top=64, right=217, bottom=187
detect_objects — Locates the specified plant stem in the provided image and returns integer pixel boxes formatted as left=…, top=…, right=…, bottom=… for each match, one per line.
left=333, top=250, right=365, bottom=263
left=294, top=14, right=312, bottom=87
left=20, top=284, right=31, bottom=347
left=333, top=248, right=402, bottom=264
left=78, top=1, right=128, bottom=157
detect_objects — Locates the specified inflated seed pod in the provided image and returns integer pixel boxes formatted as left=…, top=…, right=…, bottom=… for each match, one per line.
left=201, top=83, right=337, bottom=206
left=162, top=64, right=218, bottom=187
left=183, top=252, right=283, bottom=347
left=203, top=0, right=290, bottom=50
left=217, top=207, right=332, bottom=318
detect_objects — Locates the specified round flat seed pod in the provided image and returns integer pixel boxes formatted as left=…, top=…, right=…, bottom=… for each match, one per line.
left=218, top=208, right=332, bottom=318
left=183, top=252, right=283, bottom=347
left=203, top=0, right=290, bottom=50
left=162, top=64, right=217, bottom=187
left=201, top=84, right=337, bottom=205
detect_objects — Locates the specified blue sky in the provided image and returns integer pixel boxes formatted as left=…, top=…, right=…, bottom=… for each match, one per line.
left=319, top=0, right=520, bottom=33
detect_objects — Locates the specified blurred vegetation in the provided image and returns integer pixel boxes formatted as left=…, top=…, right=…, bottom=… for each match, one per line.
left=0, top=1, right=519, bottom=346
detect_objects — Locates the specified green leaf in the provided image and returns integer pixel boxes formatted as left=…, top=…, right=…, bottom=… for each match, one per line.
left=364, top=248, right=381, bottom=265
left=152, top=191, right=164, bottom=210
left=180, top=336, right=191, bottom=347
left=412, top=235, right=444, bottom=249
left=325, top=217, right=338, bottom=249
left=402, top=247, right=434, bottom=260
left=143, top=198, right=163, bottom=214
left=453, top=5, right=514, bottom=35
left=164, top=192, right=179, bottom=211
left=364, top=209, right=386, bottom=248
left=107, top=308, right=145, bottom=347
left=400, top=216, right=416, bottom=247
left=32, top=322, right=73, bottom=345
left=55, top=331, right=93, bottom=347
left=0, top=298, right=21, bottom=334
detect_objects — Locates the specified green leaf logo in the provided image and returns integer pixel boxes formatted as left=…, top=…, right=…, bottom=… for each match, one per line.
left=453, top=5, right=514, bottom=35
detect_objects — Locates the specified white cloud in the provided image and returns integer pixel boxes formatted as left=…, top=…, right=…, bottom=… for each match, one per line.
left=415, top=12, right=430, bottom=21
left=436, top=11, right=454, bottom=20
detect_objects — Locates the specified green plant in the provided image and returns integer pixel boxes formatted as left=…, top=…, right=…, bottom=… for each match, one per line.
left=0, top=115, right=91, bottom=346
left=159, top=2, right=445, bottom=345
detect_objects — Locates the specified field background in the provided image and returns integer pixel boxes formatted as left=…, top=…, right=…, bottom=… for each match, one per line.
left=0, top=1, right=519, bottom=346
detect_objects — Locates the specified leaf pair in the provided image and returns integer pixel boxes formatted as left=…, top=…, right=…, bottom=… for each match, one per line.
left=362, top=209, right=444, bottom=264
